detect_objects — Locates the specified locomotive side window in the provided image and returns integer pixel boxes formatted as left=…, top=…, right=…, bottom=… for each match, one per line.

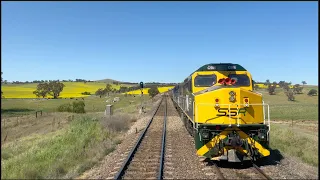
left=228, top=74, right=250, bottom=86
left=194, top=75, right=217, bottom=87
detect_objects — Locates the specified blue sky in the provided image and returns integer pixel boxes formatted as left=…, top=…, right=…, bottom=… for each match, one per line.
left=2, top=2, right=318, bottom=85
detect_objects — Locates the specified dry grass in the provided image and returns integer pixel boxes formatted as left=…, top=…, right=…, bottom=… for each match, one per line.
left=1, top=110, right=138, bottom=179
left=270, top=122, right=318, bottom=167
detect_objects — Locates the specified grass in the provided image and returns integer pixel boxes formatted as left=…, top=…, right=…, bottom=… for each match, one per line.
left=270, top=123, right=318, bottom=167
left=1, top=82, right=131, bottom=98
left=1, top=113, right=134, bottom=179
left=1, top=93, right=151, bottom=117
left=256, top=85, right=318, bottom=121
left=125, top=86, right=174, bottom=95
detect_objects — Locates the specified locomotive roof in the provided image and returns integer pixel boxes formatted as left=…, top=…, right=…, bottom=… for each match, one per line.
left=182, top=63, right=247, bottom=84
left=196, top=63, right=247, bottom=72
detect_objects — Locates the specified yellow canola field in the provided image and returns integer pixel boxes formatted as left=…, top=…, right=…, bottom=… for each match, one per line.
left=126, top=86, right=175, bottom=95
left=1, top=82, right=126, bottom=98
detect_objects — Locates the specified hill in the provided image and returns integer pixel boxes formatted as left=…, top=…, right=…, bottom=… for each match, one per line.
left=95, top=78, right=121, bottom=83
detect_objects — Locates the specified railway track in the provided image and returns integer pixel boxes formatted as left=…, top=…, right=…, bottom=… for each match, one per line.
left=114, top=95, right=167, bottom=179
left=207, top=160, right=271, bottom=180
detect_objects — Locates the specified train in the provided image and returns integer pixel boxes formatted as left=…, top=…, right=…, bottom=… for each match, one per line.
left=169, top=63, right=270, bottom=162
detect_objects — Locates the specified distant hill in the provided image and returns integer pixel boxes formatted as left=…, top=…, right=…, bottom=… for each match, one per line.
left=96, top=78, right=121, bottom=83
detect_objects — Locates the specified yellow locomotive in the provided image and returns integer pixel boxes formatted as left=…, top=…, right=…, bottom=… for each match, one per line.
left=169, top=63, right=270, bottom=162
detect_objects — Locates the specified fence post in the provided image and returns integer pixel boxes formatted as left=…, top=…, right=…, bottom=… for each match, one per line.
left=36, top=112, right=38, bottom=118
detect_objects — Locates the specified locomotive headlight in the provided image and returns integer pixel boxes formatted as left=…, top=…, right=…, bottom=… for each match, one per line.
left=229, top=91, right=236, bottom=102
left=258, top=129, right=267, bottom=141
left=201, top=130, right=210, bottom=140
left=229, top=91, right=235, bottom=96
left=229, top=96, right=235, bottom=102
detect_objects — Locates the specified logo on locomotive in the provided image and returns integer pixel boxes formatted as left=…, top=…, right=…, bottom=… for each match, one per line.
left=216, top=107, right=247, bottom=116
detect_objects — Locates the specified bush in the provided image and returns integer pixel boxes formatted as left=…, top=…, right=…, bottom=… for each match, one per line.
left=81, top=92, right=91, bottom=95
left=148, top=87, right=160, bottom=98
left=308, top=89, right=317, bottom=96
left=293, top=84, right=303, bottom=94
left=285, top=90, right=295, bottom=101
left=72, top=101, right=85, bottom=113
left=268, top=85, right=276, bottom=95
left=57, top=101, right=85, bottom=113
left=57, top=103, right=73, bottom=112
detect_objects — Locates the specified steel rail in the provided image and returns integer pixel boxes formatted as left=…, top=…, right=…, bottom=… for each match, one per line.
left=158, top=95, right=167, bottom=179
left=114, top=96, right=164, bottom=180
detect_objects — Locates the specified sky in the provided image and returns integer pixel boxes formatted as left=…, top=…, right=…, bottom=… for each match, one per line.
left=1, top=2, right=318, bottom=85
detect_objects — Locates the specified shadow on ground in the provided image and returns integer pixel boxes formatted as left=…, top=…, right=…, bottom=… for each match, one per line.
left=202, top=149, right=284, bottom=169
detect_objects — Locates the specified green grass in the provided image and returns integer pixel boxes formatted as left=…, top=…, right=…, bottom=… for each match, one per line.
left=270, top=123, right=318, bottom=166
left=1, top=94, right=151, bottom=117
left=257, top=85, right=318, bottom=121
left=1, top=115, right=120, bottom=179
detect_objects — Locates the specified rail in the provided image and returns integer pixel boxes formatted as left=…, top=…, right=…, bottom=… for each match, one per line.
left=114, top=95, right=167, bottom=180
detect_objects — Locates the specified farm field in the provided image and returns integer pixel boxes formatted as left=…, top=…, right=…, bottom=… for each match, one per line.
left=1, top=82, right=130, bottom=98
left=1, top=82, right=174, bottom=98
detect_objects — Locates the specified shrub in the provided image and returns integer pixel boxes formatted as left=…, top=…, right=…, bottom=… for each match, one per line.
left=293, top=84, right=303, bottom=94
left=81, top=92, right=91, bottom=95
left=72, top=101, right=85, bottom=113
left=148, top=87, right=160, bottom=97
left=307, top=89, right=318, bottom=96
left=57, top=103, right=73, bottom=112
left=268, top=85, right=276, bottom=95
left=285, top=90, right=295, bottom=101
left=57, top=101, right=85, bottom=113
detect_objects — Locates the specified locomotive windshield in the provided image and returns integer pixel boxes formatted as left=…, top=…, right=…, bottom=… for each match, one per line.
left=228, top=74, right=250, bottom=86
left=194, top=75, right=217, bottom=87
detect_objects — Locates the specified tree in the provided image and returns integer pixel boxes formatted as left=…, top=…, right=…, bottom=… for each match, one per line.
left=302, top=81, right=307, bottom=86
left=95, top=88, right=104, bottom=98
left=278, top=81, right=286, bottom=88
left=293, top=84, right=303, bottom=94
left=268, top=84, right=276, bottom=95
left=285, top=90, right=295, bottom=101
left=33, top=81, right=65, bottom=99
left=33, top=83, right=50, bottom=98
left=105, top=83, right=112, bottom=96
left=48, top=81, right=65, bottom=98
left=264, top=79, right=270, bottom=86
left=148, top=86, right=160, bottom=98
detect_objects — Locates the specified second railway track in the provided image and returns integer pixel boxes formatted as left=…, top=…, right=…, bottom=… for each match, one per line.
left=114, top=95, right=168, bottom=179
